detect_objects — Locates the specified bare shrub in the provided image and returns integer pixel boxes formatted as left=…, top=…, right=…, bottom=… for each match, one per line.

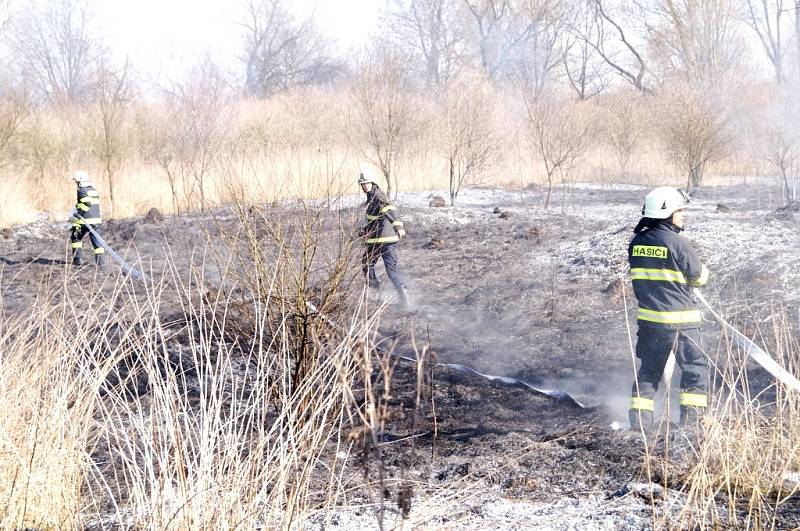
left=352, top=42, right=416, bottom=197
left=439, top=72, right=498, bottom=205
left=659, top=86, right=730, bottom=191
left=0, top=82, right=28, bottom=166
left=12, top=106, right=91, bottom=210
left=0, top=294, right=97, bottom=529
left=601, top=90, right=648, bottom=177
left=89, top=59, right=133, bottom=217
left=762, top=90, right=800, bottom=205
left=0, top=180, right=438, bottom=527
left=673, top=309, right=800, bottom=528
left=524, top=96, right=595, bottom=208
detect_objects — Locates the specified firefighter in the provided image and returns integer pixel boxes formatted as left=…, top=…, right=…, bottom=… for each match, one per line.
left=68, top=170, right=105, bottom=267
left=358, top=171, right=409, bottom=308
left=628, top=186, right=710, bottom=433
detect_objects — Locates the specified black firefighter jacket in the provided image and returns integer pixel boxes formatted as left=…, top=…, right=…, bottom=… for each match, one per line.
left=72, top=185, right=102, bottom=226
left=362, top=186, right=403, bottom=244
left=628, top=222, right=710, bottom=328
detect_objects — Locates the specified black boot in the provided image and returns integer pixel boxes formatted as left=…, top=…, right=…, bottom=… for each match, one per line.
left=72, top=250, right=84, bottom=266
left=95, top=252, right=106, bottom=268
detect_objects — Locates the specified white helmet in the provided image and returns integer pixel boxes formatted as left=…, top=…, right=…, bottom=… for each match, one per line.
left=71, top=170, right=91, bottom=185
left=357, top=167, right=379, bottom=187
left=642, top=186, right=690, bottom=219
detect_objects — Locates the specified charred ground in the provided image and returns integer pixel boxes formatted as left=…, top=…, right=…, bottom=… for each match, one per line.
left=1, top=181, right=799, bottom=529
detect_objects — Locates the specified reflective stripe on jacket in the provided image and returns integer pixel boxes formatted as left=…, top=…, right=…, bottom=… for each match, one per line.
left=628, top=222, right=709, bottom=328
left=362, top=186, right=403, bottom=244
left=75, top=185, right=102, bottom=225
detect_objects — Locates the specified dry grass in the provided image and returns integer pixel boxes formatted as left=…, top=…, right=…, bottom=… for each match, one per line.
left=673, top=309, right=800, bottom=529
left=0, top=83, right=788, bottom=228
left=0, top=300, right=92, bottom=529
left=0, top=189, right=440, bottom=529
left=621, top=274, right=800, bottom=528
left=629, top=307, right=800, bottom=529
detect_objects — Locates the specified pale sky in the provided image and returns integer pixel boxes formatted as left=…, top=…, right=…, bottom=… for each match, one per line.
left=89, top=0, right=382, bottom=76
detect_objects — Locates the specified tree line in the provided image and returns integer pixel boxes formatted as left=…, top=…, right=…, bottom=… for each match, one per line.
left=0, top=0, right=798, bottom=223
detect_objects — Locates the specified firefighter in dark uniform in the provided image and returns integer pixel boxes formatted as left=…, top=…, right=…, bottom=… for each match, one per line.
left=628, top=187, right=710, bottom=432
left=68, top=170, right=105, bottom=266
left=358, top=172, right=409, bottom=308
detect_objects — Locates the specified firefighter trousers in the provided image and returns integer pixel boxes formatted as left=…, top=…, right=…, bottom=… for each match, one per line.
left=70, top=224, right=105, bottom=265
left=630, top=326, right=709, bottom=420
left=362, top=243, right=405, bottom=294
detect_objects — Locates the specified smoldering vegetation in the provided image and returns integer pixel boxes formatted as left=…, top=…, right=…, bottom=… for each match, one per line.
left=2, top=183, right=800, bottom=529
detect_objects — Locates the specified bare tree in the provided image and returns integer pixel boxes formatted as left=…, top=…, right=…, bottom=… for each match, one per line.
left=660, top=86, right=729, bottom=191
left=387, top=0, right=468, bottom=88
left=742, top=0, right=788, bottom=83
left=524, top=96, right=594, bottom=208
left=352, top=44, right=415, bottom=197
left=0, top=0, right=12, bottom=30
left=240, top=0, right=341, bottom=97
left=793, top=0, right=800, bottom=80
left=561, top=0, right=613, bottom=99
left=176, top=61, right=231, bottom=212
left=763, top=91, right=799, bottom=204
left=461, top=0, right=564, bottom=82
left=138, top=104, right=186, bottom=214
left=90, top=58, right=133, bottom=217
left=0, top=83, right=29, bottom=167
left=145, top=59, right=231, bottom=212
left=6, top=0, right=104, bottom=103
left=439, top=74, right=498, bottom=205
left=505, top=0, right=566, bottom=98
left=461, top=0, right=510, bottom=78
left=587, top=0, right=650, bottom=92
left=602, top=91, right=647, bottom=176
left=639, top=0, right=744, bottom=87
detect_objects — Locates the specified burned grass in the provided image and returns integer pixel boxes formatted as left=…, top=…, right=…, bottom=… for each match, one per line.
left=1, top=182, right=799, bottom=528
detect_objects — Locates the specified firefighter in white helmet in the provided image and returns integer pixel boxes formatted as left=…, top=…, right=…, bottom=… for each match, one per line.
left=627, top=187, right=710, bottom=432
left=357, top=171, right=409, bottom=308
left=68, top=170, right=105, bottom=266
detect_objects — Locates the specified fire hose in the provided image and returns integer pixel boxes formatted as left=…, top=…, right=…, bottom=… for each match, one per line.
left=73, top=220, right=800, bottom=404
left=613, top=290, right=800, bottom=430
left=76, top=216, right=147, bottom=281
left=694, top=288, right=800, bottom=393
left=306, top=300, right=593, bottom=409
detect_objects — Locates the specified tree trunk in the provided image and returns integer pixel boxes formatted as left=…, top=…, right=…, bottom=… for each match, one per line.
left=449, top=159, right=456, bottom=206
left=779, top=161, right=791, bottom=206
left=687, top=164, right=704, bottom=192
left=796, top=1, right=800, bottom=80
left=106, top=158, right=115, bottom=218
left=544, top=171, right=554, bottom=209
